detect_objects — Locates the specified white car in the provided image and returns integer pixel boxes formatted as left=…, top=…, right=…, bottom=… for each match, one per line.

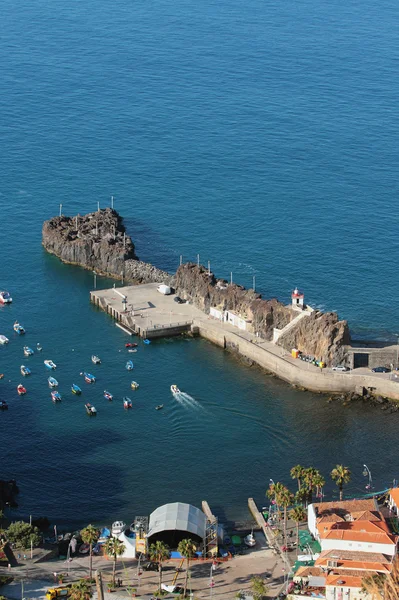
left=332, top=365, right=349, bottom=372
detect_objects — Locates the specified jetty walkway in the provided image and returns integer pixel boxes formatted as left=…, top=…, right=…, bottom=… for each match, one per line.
left=90, top=283, right=399, bottom=401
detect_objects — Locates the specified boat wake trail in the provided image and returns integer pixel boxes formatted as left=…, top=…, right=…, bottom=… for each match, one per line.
left=173, top=391, right=204, bottom=411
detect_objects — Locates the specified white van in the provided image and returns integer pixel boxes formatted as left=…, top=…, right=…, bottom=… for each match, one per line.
left=157, top=284, right=172, bottom=295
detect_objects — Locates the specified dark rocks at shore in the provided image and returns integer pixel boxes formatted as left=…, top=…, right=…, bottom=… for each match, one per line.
left=42, top=209, right=173, bottom=285
left=175, top=263, right=293, bottom=340
left=331, top=391, right=399, bottom=413
left=0, top=479, right=19, bottom=508
left=278, top=310, right=350, bottom=366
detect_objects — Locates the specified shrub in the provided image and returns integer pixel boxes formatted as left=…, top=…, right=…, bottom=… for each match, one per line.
left=5, top=521, right=41, bottom=550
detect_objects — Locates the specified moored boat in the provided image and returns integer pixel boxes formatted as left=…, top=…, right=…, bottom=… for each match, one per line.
left=170, top=384, right=180, bottom=394
left=130, top=381, right=139, bottom=390
left=111, top=521, right=126, bottom=536
left=128, top=349, right=137, bottom=353
left=155, top=404, right=164, bottom=410
left=13, top=322, right=25, bottom=335
left=51, top=390, right=62, bottom=403
left=91, top=355, right=101, bottom=364
left=123, top=397, right=132, bottom=409
left=36, top=343, right=42, bottom=351
left=20, top=365, right=31, bottom=376
left=0, top=335, right=9, bottom=345
left=85, top=402, right=97, bottom=415
left=71, top=383, right=81, bottom=395
left=79, top=543, right=90, bottom=554
left=48, top=376, right=58, bottom=388
left=17, top=384, right=27, bottom=395
left=0, top=291, right=12, bottom=304
left=125, top=343, right=138, bottom=348
left=126, top=360, right=134, bottom=370
left=143, top=339, right=151, bottom=345
left=44, top=359, right=57, bottom=370
left=244, top=531, right=256, bottom=547
left=23, top=346, right=34, bottom=356
left=83, top=372, right=96, bottom=384
left=104, top=390, right=113, bottom=401
left=0, top=400, right=8, bottom=409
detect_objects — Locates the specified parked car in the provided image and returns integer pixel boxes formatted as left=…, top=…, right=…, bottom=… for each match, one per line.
left=174, top=296, right=185, bottom=304
left=144, top=561, right=158, bottom=571
left=371, top=366, right=390, bottom=373
left=332, top=365, right=349, bottom=372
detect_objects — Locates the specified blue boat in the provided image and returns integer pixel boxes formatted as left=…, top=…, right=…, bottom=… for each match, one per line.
left=143, top=339, right=151, bottom=345
left=13, top=322, right=25, bottom=335
left=44, top=360, right=57, bottom=370
left=71, top=383, right=82, bottom=395
left=83, top=372, right=96, bottom=383
left=126, top=360, right=134, bottom=370
left=51, top=390, right=61, bottom=402
left=48, top=376, right=58, bottom=388
left=20, top=365, right=31, bottom=376
left=23, top=346, right=34, bottom=356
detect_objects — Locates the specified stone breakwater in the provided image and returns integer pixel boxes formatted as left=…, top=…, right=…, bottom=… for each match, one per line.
left=175, top=263, right=350, bottom=365
left=43, top=209, right=349, bottom=365
left=42, top=208, right=173, bottom=285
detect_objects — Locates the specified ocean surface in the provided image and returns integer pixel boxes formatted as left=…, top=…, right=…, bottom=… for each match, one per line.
left=0, top=0, right=398, bottom=528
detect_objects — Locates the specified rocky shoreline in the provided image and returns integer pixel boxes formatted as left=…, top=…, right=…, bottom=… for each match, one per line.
left=328, top=391, right=399, bottom=412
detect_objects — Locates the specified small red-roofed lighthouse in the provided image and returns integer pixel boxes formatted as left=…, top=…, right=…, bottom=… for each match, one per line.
left=292, top=287, right=304, bottom=310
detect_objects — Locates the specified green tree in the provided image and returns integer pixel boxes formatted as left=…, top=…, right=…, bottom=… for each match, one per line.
left=69, top=579, right=93, bottom=600
left=313, top=473, right=326, bottom=501
left=289, top=505, right=307, bottom=555
left=104, top=537, right=125, bottom=587
left=149, top=540, right=170, bottom=591
left=250, top=576, right=269, bottom=600
left=294, top=487, right=308, bottom=507
left=266, top=482, right=285, bottom=520
left=276, top=487, right=294, bottom=548
left=177, top=538, right=196, bottom=598
left=5, top=521, right=41, bottom=549
left=331, top=465, right=351, bottom=501
left=290, top=465, right=305, bottom=491
left=80, top=524, right=99, bottom=581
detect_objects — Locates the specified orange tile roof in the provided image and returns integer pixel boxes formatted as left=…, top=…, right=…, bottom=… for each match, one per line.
left=313, top=499, right=377, bottom=516
left=326, top=574, right=367, bottom=588
left=317, top=518, right=396, bottom=544
left=316, top=549, right=392, bottom=563
left=295, top=566, right=325, bottom=578
left=319, top=529, right=396, bottom=545
left=353, top=510, right=382, bottom=522
left=390, top=487, right=399, bottom=507
left=315, top=557, right=391, bottom=573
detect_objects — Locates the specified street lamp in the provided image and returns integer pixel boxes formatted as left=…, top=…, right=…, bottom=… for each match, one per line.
left=396, top=334, right=399, bottom=370
left=363, top=464, right=373, bottom=491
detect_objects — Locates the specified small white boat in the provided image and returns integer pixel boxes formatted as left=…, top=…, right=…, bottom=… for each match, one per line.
left=51, top=390, right=62, bottom=403
left=36, top=343, right=42, bottom=352
left=111, top=521, right=126, bottom=537
left=123, top=397, right=132, bottom=409
left=85, top=402, right=97, bottom=415
left=170, top=384, right=180, bottom=394
left=23, top=346, right=34, bottom=356
left=244, top=531, right=256, bottom=547
left=104, top=390, right=113, bottom=401
left=44, top=360, right=57, bottom=370
left=0, top=335, right=9, bottom=345
left=48, top=376, right=58, bottom=388
left=128, top=348, right=137, bottom=353
left=91, top=355, right=101, bottom=364
left=0, top=291, right=12, bottom=304
left=130, top=381, right=139, bottom=390
left=13, top=322, right=25, bottom=335
left=155, top=404, right=164, bottom=411
left=126, top=360, right=134, bottom=370
left=20, top=365, right=31, bottom=376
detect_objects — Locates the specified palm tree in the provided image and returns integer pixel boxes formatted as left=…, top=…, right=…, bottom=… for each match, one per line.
left=294, top=487, right=308, bottom=507
left=104, top=537, right=126, bottom=587
left=289, top=505, right=307, bottom=556
left=250, top=576, right=269, bottom=600
left=276, top=487, right=294, bottom=548
left=177, top=538, right=196, bottom=598
left=266, top=481, right=285, bottom=520
left=69, top=579, right=92, bottom=600
left=331, top=465, right=351, bottom=501
left=80, top=524, right=99, bottom=581
left=290, top=465, right=305, bottom=491
left=313, top=473, right=326, bottom=501
left=149, top=540, right=170, bottom=591
left=302, top=467, right=321, bottom=502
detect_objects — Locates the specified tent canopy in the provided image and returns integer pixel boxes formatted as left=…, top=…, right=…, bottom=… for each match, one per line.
left=147, top=502, right=207, bottom=544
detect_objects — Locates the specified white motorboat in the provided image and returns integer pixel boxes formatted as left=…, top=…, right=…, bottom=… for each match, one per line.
left=111, top=521, right=126, bottom=537
left=0, top=291, right=12, bottom=304
left=170, top=384, right=180, bottom=394
left=244, top=531, right=256, bottom=547
left=44, top=359, right=57, bottom=370
left=91, top=355, right=101, bottom=364
left=0, top=335, right=9, bottom=345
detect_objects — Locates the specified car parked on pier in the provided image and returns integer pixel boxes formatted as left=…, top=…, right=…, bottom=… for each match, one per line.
left=174, top=296, right=186, bottom=304
left=371, top=366, right=390, bottom=373
left=332, top=365, right=349, bottom=372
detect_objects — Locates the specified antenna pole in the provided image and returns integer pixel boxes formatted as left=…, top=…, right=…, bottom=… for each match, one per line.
left=208, top=261, right=211, bottom=275
left=111, top=195, right=114, bottom=209
left=230, top=272, right=233, bottom=285
left=180, top=255, right=182, bottom=266
left=59, top=204, right=62, bottom=217
left=253, top=275, right=256, bottom=291
left=97, top=201, right=100, bottom=212
left=197, top=254, right=200, bottom=267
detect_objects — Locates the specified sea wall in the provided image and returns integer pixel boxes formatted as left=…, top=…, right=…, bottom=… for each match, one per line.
left=176, top=263, right=350, bottom=365
left=42, top=208, right=173, bottom=285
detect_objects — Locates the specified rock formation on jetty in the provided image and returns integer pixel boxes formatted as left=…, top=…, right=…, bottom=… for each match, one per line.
left=278, top=310, right=350, bottom=365
left=42, top=208, right=173, bottom=284
left=175, top=263, right=350, bottom=364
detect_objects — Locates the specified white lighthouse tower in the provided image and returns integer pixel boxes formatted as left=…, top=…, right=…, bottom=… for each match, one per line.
left=292, top=287, right=304, bottom=311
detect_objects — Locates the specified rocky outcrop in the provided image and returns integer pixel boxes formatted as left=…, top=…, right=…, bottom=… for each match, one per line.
left=278, top=310, right=350, bottom=365
left=42, top=209, right=173, bottom=285
left=175, top=263, right=294, bottom=340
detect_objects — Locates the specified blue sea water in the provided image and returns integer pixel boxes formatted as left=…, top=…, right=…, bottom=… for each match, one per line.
left=0, top=0, right=399, bottom=527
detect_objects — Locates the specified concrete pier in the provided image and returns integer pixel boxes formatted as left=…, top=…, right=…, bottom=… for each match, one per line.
left=90, top=283, right=399, bottom=401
